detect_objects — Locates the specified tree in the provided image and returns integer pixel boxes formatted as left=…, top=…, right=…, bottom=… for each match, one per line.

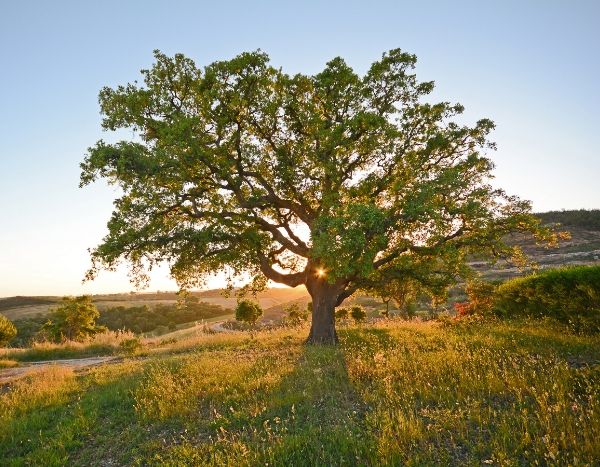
left=43, top=296, right=106, bottom=342
left=0, top=314, right=17, bottom=347
left=235, top=300, right=263, bottom=326
left=80, top=49, right=557, bottom=344
left=378, top=278, right=423, bottom=319
left=284, top=302, right=309, bottom=325
left=350, top=306, right=367, bottom=323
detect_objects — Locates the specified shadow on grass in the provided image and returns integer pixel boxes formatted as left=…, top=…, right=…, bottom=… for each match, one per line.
left=147, top=340, right=380, bottom=466
left=2, top=329, right=401, bottom=466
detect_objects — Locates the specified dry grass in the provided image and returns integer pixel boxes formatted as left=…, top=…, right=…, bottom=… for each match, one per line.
left=0, top=330, right=139, bottom=362
left=0, top=359, right=20, bottom=369
left=0, top=320, right=598, bottom=465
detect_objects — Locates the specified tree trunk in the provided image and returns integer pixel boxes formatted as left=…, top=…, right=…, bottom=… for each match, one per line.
left=305, top=276, right=341, bottom=345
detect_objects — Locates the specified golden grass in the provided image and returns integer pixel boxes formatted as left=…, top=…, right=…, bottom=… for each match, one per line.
left=0, top=359, right=20, bottom=369
left=0, top=319, right=598, bottom=465
left=0, top=330, right=139, bottom=362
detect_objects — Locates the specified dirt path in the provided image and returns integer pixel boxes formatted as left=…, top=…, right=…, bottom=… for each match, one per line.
left=209, top=321, right=236, bottom=333
left=1, top=321, right=237, bottom=385
left=0, top=356, right=120, bottom=385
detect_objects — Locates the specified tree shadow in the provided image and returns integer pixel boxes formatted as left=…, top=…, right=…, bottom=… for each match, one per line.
left=179, top=340, right=379, bottom=465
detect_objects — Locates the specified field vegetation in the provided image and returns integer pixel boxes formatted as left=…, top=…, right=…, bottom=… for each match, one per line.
left=6, top=299, right=231, bottom=347
left=1, top=319, right=598, bottom=465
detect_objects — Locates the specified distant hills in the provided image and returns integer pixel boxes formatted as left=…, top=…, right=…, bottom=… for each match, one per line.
left=536, top=209, right=600, bottom=231
left=2, top=210, right=599, bottom=321
left=470, top=209, right=600, bottom=281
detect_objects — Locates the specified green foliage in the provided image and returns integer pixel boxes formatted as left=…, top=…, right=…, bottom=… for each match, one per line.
left=335, top=307, right=349, bottom=320
left=43, top=296, right=107, bottom=342
left=350, top=306, right=366, bottom=323
left=536, top=209, right=600, bottom=230
left=80, top=48, right=557, bottom=341
left=0, top=314, right=17, bottom=346
left=494, top=266, right=600, bottom=332
left=12, top=315, right=46, bottom=346
left=284, top=303, right=309, bottom=325
left=98, top=301, right=227, bottom=334
left=401, top=301, right=418, bottom=320
left=376, top=279, right=422, bottom=319
left=119, top=337, right=142, bottom=355
left=10, top=300, right=229, bottom=346
left=234, top=300, right=263, bottom=325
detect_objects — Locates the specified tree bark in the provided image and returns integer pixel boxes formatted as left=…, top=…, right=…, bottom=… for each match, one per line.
left=305, top=275, right=342, bottom=345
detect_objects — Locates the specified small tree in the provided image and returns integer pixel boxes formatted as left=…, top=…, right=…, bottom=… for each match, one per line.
left=0, top=314, right=17, bottom=347
left=285, top=302, right=309, bottom=325
left=350, top=306, right=367, bottom=323
left=43, top=296, right=106, bottom=342
left=235, top=300, right=263, bottom=326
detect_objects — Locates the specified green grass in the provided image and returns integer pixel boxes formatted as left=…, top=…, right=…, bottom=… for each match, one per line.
left=1, top=320, right=599, bottom=465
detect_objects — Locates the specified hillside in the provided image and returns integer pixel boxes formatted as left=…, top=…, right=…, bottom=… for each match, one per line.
left=2, top=210, right=599, bottom=323
left=468, top=210, right=600, bottom=281
left=1, top=320, right=598, bottom=465
left=0, top=287, right=308, bottom=322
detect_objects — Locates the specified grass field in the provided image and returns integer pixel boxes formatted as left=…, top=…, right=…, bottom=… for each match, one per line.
left=1, top=319, right=599, bottom=466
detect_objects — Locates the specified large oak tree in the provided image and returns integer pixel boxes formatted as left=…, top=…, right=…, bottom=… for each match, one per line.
left=81, top=49, right=555, bottom=344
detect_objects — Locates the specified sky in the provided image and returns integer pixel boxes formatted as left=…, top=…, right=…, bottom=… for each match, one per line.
left=0, top=0, right=598, bottom=297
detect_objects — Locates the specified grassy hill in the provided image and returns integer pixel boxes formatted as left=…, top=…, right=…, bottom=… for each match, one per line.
left=1, top=319, right=598, bottom=465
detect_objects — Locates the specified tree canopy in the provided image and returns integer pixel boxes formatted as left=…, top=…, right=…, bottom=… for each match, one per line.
left=235, top=300, right=263, bottom=326
left=0, top=314, right=17, bottom=347
left=43, top=296, right=106, bottom=342
left=81, top=49, right=556, bottom=343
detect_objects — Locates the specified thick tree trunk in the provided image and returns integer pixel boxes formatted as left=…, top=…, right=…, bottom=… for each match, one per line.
left=305, top=276, right=341, bottom=345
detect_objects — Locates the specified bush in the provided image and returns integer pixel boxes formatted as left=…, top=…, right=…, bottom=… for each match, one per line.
left=234, top=300, right=263, bottom=326
left=0, top=314, right=17, bottom=346
left=494, top=266, right=600, bottom=332
left=454, top=280, right=498, bottom=318
left=119, top=337, right=143, bottom=355
left=335, top=307, right=349, bottom=321
left=350, top=306, right=366, bottom=323
left=466, top=279, right=497, bottom=315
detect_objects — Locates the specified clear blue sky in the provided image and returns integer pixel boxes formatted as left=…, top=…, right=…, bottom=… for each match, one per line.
left=1, top=0, right=598, bottom=297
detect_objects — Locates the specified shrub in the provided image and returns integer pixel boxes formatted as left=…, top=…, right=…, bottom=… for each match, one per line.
left=0, top=314, right=17, bottom=347
left=494, top=265, right=600, bottom=332
left=335, top=307, right=349, bottom=321
left=234, top=300, right=263, bottom=326
left=453, top=280, right=498, bottom=318
left=119, top=337, right=143, bottom=355
left=466, top=279, right=497, bottom=315
left=350, top=306, right=366, bottom=323
left=453, top=301, right=472, bottom=318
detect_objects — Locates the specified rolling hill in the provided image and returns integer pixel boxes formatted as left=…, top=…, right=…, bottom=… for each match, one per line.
left=2, top=210, right=599, bottom=323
